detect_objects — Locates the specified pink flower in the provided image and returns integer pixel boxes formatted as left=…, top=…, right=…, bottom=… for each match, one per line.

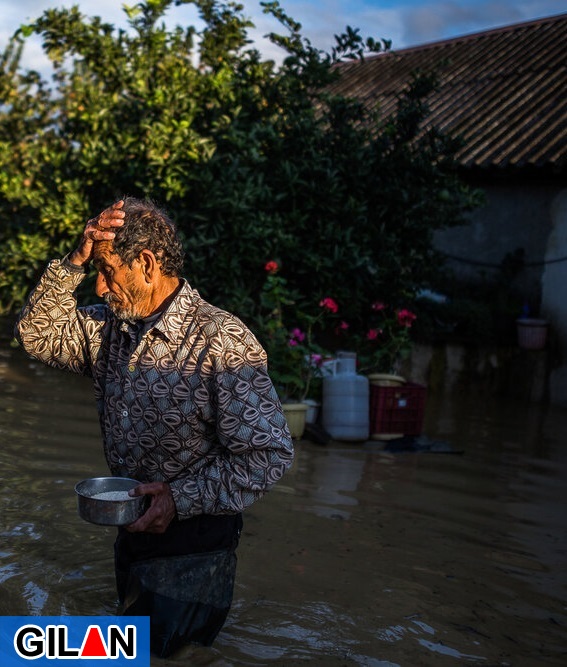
left=288, top=338, right=298, bottom=347
left=367, top=328, right=380, bottom=340
left=310, top=353, right=323, bottom=366
left=319, top=297, right=338, bottom=313
left=264, top=260, right=279, bottom=274
left=290, top=327, right=305, bottom=342
left=372, top=301, right=386, bottom=311
left=397, top=309, right=417, bottom=327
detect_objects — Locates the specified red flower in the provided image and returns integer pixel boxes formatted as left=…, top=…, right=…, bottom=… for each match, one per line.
left=367, top=328, right=381, bottom=340
left=319, top=297, right=338, bottom=313
left=334, top=320, right=349, bottom=335
left=371, top=301, right=386, bottom=311
left=264, top=260, right=279, bottom=274
left=397, top=309, right=417, bottom=328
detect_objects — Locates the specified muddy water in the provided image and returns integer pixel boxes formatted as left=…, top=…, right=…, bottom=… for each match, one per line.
left=1, top=336, right=566, bottom=666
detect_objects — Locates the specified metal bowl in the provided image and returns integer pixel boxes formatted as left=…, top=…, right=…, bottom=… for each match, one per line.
left=75, top=477, right=148, bottom=526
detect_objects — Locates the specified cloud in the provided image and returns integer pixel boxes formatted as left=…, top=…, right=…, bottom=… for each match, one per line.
left=254, top=0, right=405, bottom=56
left=399, top=0, right=565, bottom=46
left=2, top=0, right=565, bottom=73
left=278, top=0, right=567, bottom=51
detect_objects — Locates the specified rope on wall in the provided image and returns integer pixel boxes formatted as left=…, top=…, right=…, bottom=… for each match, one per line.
left=441, top=252, right=567, bottom=269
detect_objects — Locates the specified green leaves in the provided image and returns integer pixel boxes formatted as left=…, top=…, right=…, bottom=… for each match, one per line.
left=0, top=0, right=477, bottom=339
left=18, top=24, right=35, bottom=39
left=332, top=25, right=390, bottom=61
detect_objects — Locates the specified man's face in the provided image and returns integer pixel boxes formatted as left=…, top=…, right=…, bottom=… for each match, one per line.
left=93, top=243, right=149, bottom=321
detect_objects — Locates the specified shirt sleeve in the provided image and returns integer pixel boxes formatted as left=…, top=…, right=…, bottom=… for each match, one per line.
left=168, top=328, right=295, bottom=518
left=14, top=257, right=103, bottom=376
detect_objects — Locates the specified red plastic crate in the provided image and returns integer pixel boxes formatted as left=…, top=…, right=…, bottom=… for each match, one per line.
left=369, top=382, right=427, bottom=436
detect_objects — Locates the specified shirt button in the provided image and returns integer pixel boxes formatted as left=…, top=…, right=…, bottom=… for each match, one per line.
left=122, top=410, right=128, bottom=417
left=118, top=457, right=124, bottom=464
left=128, top=364, right=135, bottom=372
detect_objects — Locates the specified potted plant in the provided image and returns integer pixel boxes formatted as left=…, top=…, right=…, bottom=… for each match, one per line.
left=349, top=301, right=417, bottom=384
left=341, top=301, right=424, bottom=440
left=255, top=261, right=336, bottom=437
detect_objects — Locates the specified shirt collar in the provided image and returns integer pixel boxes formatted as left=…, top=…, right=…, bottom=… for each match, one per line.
left=149, top=279, right=199, bottom=343
left=115, top=279, right=197, bottom=343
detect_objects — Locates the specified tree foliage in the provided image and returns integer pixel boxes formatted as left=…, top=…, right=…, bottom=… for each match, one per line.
left=0, top=0, right=479, bottom=339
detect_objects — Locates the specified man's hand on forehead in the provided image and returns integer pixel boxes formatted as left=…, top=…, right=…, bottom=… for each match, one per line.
left=68, top=200, right=125, bottom=268
left=91, top=200, right=125, bottom=237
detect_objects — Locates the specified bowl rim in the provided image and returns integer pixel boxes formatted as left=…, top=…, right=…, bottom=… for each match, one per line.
left=74, top=476, right=141, bottom=500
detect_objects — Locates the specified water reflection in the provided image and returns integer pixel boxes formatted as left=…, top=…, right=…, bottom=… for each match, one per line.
left=1, top=332, right=567, bottom=665
left=303, top=449, right=365, bottom=519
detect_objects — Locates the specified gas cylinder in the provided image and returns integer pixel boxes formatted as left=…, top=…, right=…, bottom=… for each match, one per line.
left=322, top=351, right=369, bottom=441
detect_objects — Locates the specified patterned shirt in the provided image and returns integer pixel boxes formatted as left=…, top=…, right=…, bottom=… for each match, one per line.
left=15, top=258, right=294, bottom=519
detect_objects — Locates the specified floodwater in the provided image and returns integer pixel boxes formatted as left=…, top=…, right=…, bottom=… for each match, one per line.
left=1, top=327, right=566, bottom=666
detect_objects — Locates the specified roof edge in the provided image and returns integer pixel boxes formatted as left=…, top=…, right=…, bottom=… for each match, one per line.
left=356, top=11, right=567, bottom=62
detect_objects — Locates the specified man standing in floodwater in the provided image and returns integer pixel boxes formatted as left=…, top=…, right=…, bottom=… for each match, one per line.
left=15, top=197, right=294, bottom=657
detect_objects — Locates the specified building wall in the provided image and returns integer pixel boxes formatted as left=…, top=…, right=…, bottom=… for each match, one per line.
left=433, top=184, right=559, bottom=309
left=541, top=188, right=567, bottom=405
left=432, top=182, right=567, bottom=405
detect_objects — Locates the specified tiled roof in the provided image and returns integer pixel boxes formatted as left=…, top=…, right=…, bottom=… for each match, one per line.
left=326, top=13, right=567, bottom=171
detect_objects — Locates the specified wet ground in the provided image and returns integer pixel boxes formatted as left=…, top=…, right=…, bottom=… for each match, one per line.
left=1, top=337, right=566, bottom=665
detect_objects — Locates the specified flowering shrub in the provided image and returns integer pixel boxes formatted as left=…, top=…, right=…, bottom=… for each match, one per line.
left=255, top=260, right=336, bottom=402
left=338, top=301, right=417, bottom=374
left=319, top=297, right=338, bottom=314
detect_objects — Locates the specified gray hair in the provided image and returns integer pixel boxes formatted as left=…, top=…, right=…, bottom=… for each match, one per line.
left=111, top=197, right=185, bottom=277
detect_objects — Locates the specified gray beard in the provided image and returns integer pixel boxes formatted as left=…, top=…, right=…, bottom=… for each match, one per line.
left=104, top=294, right=144, bottom=321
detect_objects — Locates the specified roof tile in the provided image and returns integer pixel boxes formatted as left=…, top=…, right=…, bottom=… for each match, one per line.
left=327, top=14, right=567, bottom=170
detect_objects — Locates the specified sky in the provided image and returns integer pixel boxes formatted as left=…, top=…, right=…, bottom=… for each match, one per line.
left=0, top=0, right=565, bottom=71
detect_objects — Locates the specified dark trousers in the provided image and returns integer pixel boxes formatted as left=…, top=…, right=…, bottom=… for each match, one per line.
left=114, top=513, right=242, bottom=657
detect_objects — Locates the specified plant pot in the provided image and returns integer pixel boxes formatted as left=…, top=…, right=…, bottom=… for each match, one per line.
left=282, top=402, right=309, bottom=439
left=516, top=318, right=548, bottom=350
left=303, top=399, right=320, bottom=424
left=367, top=373, right=406, bottom=387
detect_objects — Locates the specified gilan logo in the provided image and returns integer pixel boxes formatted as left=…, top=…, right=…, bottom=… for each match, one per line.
left=15, top=624, right=135, bottom=659
left=0, top=617, right=150, bottom=666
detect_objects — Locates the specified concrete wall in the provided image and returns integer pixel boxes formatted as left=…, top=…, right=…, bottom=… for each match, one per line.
left=431, top=182, right=567, bottom=405
left=541, top=188, right=567, bottom=405
left=433, top=184, right=559, bottom=307
left=404, top=342, right=550, bottom=404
